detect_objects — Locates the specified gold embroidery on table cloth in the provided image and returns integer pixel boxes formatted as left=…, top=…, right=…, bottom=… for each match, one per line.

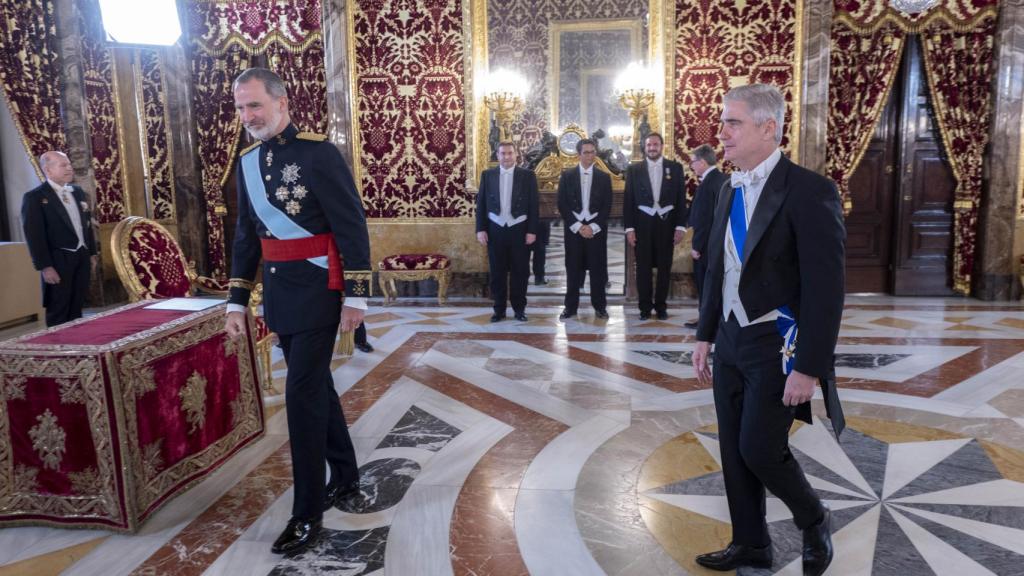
left=29, top=409, right=65, bottom=471
left=58, top=378, right=87, bottom=405
left=179, top=371, right=208, bottom=434
left=114, top=314, right=262, bottom=514
left=223, top=336, right=240, bottom=358
left=0, top=356, right=121, bottom=522
left=69, top=467, right=103, bottom=496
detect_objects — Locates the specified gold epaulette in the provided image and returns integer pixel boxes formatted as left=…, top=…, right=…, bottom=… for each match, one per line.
left=296, top=132, right=328, bottom=142
left=228, top=278, right=254, bottom=290
left=240, top=141, right=260, bottom=155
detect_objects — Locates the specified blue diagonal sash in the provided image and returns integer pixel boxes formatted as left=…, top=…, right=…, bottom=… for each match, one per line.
left=241, top=147, right=327, bottom=269
left=729, top=186, right=797, bottom=374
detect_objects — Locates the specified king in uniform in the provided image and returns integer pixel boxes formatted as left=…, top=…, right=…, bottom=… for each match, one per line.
left=224, top=68, right=372, bottom=555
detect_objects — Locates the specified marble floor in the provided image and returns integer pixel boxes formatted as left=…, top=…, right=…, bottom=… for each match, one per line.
left=3, top=296, right=1024, bottom=575
left=528, top=222, right=627, bottom=297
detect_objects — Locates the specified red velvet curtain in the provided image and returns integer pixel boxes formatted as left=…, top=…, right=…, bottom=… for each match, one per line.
left=0, top=0, right=66, bottom=175
left=921, top=23, right=997, bottom=294
left=825, top=24, right=904, bottom=213
left=188, top=47, right=250, bottom=280
left=266, top=42, right=327, bottom=134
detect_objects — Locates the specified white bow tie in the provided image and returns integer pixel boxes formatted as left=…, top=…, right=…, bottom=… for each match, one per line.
left=731, top=171, right=763, bottom=190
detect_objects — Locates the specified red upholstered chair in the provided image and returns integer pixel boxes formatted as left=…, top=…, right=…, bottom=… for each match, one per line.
left=377, top=253, right=451, bottom=305
left=111, top=216, right=274, bottom=389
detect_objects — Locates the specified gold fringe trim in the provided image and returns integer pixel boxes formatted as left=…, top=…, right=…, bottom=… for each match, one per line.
left=192, top=31, right=323, bottom=57
left=833, top=6, right=997, bottom=35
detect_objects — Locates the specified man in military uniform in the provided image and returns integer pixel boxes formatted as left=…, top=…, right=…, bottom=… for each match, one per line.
left=224, top=68, right=372, bottom=555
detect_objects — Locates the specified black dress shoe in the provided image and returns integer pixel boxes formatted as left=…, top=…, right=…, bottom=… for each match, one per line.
left=594, top=309, right=609, bottom=319
left=559, top=310, right=577, bottom=320
left=656, top=310, right=669, bottom=320
left=535, top=278, right=548, bottom=285
left=355, top=341, right=374, bottom=353
left=695, top=543, right=772, bottom=571
left=490, top=314, right=505, bottom=323
left=324, top=479, right=361, bottom=511
left=683, top=319, right=699, bottom=329
left=803, top=507, right=833, bottom=576
left=639, top=311, right=651, bottom=320
left=514, top=312, right=528, bottom=322
left=271, top=517, right=322, bottom=555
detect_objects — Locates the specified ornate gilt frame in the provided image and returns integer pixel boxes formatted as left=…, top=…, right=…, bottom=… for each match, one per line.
left=548, top=18, right=643, bottom=131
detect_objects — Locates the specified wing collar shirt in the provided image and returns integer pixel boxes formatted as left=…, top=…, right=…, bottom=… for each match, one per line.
left=499, top=165, right=515, bottom=224
left=570, top=164, right=601, bottom=234
left=48, top=179, right=85, bottom=250
left=647, top=157, right=663, bottom=207
left=722, top=147, right=782, bottom=327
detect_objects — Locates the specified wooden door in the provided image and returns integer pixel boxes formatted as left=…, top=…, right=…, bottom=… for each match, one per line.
left=844, top=74, right=899, bottom=292
left=891, top=36, right=956, bottom=296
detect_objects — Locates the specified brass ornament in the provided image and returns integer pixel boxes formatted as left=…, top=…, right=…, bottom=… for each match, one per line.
left=29, top=409, right=66, bottom=471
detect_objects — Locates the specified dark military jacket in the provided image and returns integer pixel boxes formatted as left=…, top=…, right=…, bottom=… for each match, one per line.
left=228, top=124, right=371, bottom=335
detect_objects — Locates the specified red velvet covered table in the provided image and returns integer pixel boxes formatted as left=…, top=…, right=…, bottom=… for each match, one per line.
left=0, top=301, right=264, bottom=532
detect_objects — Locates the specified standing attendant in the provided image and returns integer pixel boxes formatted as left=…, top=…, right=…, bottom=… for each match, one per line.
left=21, top=151, right=98, bottom=327
left=475, top=142, right=539, bottom=322
left=623, top=133, right=688, bottom=320
left=685, top=143, right=729, bottom=329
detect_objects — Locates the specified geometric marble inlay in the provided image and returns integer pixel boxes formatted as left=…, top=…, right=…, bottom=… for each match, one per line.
left=338, top=458, right=420, bottom=514
left=377, top=405, right=462, bottom=452
left=642, top=418, right=1024, bottom=574
left=269, top=526, right=388, bottom=575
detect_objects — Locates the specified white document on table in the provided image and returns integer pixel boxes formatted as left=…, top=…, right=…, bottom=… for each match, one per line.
left=144, top=298, right=223, bottom=311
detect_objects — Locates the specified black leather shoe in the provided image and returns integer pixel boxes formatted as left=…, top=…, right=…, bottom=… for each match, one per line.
left=559, top=310, right=577, bottom=320
left=514, top=312, right=529, bottom=322
left=535, top=278, right=547, bottom=285
left=639, top=311, right=651, bottom=320
left=683, top=319, right=699, bottom=329
left=324, top=479, right=361, bottom=511
left=695, top=543, right=772, bottom=571
left=803, top=507, right=833, bottom=576
left=271, top=517, right=322, bottom=555
left=656, top=310, right=669, bottom=320
left=490, top=314, right=505, bottom=323
left=594, top=309, right=609, bottom=319
left=355, top=341, right=374, bottom=353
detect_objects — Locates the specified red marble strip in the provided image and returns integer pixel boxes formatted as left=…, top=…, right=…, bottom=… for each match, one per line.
left=129, top=443, right=293, bottom=576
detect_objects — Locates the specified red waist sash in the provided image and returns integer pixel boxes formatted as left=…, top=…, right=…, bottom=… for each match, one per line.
left=260, top=233, right=344, bottom=291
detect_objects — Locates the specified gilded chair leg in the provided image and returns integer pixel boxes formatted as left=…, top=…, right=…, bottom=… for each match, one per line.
left=378, top=274, right=391, bottom=305
left=257, top=337, right=274, bottom=392
left=437, top=270, right=450, bottom=305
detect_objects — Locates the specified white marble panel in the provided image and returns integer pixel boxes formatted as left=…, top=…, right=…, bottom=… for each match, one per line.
left=411, top=418, right=512, bottom=487
left=515, top=489, right=605, bottom=576
left=882, top=438, right=973, bottom=499
left=633, top=389, right=715, bottom=412
left=887, top=507, right=996, bottom=576
left=384, top=484, right=460, bottom=576
left=521, top=414, right=629, bottom=491
left=933, top=351, right=1024, bottom=406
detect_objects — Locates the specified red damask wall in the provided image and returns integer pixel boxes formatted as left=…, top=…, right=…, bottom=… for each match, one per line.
left=673, top=0, right=799, bottom=163
left=353, top=0, right=469, bottom=219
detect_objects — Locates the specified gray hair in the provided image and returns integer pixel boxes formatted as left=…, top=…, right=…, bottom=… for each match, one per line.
left=690, top=144, right=717, bottom=166
left=723, top=84, right=785, bottom=144
left=38, top=151, right=66, bottom=172
left=233, top=67, right=288, bottom=99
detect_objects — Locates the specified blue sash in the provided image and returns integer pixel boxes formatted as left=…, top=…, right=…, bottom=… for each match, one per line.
left=729, top=186, right=797, bottom=374
left=240, top=147, right=327, bottom=269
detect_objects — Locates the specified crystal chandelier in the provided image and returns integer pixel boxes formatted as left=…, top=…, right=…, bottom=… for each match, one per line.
left=889, top=0, right=939, bottom=14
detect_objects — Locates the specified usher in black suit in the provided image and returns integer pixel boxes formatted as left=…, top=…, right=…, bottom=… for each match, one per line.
left=21, top=182, right=97, bottom=326
left=623, top=158, right=688, bottom=315
left=475, top=166, right=539, bottom=317
left=688, top=166, right=730, bottom=302
left=557, top=165, right=612, bottom=314
left=696, top=152, right=845, bottom=548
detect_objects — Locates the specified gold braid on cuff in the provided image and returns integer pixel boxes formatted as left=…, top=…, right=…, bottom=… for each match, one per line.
left=228, top=278, right=254, bottom=291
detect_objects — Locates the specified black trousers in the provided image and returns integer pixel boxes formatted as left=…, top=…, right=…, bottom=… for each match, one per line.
left=487, top=222, right=529, bottom=315
left=354, top=321, right=367, bottom=345
left=530, top=221, right=550, bottom=281
left=278, top=323, right=359, bottom=520
left=635, top=217, right=675, bottom=314
left=563, top=227, right=607, bottom=313
left=43, top=247, right=90, bottom=327
left=712, top=314, right=824, bottom=546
